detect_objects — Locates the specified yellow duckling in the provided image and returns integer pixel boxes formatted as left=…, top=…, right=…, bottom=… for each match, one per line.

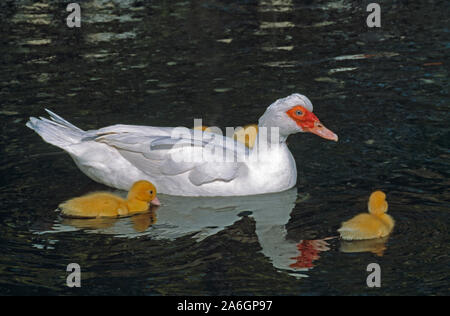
left=59, top=180, right=160, bottom=218
left=338, top=191, right=394, bottom=240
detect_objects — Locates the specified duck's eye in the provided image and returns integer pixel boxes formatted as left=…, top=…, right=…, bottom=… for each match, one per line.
left=296, top=110, right=303, bottom=116
left=149, top=190, right=153, bottom=195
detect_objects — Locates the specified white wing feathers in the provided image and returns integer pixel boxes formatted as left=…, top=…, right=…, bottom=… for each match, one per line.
left=93, top=126, right=249, bottom=186
left=188, top=162, right=243, bottom=186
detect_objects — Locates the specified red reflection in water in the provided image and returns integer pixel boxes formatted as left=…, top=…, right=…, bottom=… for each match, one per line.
left=289, top=238, right=332, bottom=269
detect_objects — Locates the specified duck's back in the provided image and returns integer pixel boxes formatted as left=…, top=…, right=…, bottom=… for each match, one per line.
left=59, top=192, right=128, bottom=218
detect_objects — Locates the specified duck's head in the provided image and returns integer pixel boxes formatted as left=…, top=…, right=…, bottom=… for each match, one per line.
left=258, top=94, right=338, bottom=142
left=128, top=180, right=160, bottom=206
left=368, top=191, right=388, bottom=216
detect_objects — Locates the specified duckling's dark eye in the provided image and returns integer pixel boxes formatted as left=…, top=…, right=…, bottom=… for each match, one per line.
left=149, top=190, right=153, bottom=194
left=296, top=110, right=303, bottom=116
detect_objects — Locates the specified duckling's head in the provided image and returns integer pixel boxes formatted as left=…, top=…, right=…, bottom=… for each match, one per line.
left=128, top=180, right=159, bottom=205
left=368, top=191, right=388, bottom=216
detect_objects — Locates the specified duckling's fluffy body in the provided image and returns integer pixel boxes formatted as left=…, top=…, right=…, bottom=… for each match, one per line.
left=338, top=191, right=394, bottom=241
left=60, top=192, right=130, bottom=218
left=338, top=213, right=394, bottom=240
left=59, top=180, right=158, bottom=218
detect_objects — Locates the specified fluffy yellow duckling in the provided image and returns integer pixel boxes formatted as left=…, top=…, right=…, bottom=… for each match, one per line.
left=338, top=191, right=394, bottom=240
left=59, top=180, right=160, bottom=218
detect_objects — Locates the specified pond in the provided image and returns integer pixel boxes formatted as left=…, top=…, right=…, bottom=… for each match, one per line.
left=0, top=0, right=448, bottom=295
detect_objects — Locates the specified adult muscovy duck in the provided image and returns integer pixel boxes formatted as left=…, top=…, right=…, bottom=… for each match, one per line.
left=27, top=94, right=338, bottom=196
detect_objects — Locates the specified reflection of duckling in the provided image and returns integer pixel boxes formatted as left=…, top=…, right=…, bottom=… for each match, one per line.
left=338, top=191, right=394, bottom=240
left=340, top=236, right=389, bottom=257
left=131, top=212, right=157, bottom=232
left=60, top=210, right=157, bottom=232
left=59, top=180, right=160, bottom=218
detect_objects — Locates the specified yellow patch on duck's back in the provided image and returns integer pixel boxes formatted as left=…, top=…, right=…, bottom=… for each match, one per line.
left=193, top=124, right=259, bottom=148
left=233, top=124, right=258, bottom=149
left=193, top=125, right=210, bottom=132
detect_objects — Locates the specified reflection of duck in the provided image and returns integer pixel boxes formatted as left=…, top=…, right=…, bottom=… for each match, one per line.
left=27, top=94, right=337, bottom=196
left=289, top=238, right=332, bottom=269
left=59, top=180, right=160, bottom=218
left=338, top=191, right=394, bottom=240
left=42, top=188, right=322, bottom=276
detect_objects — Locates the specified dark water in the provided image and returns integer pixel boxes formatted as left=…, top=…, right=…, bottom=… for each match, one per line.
left=0, top=0, right=449, bottom=295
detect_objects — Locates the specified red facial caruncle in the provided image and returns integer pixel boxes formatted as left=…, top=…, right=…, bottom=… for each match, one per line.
left=286, top=106, right=338, bottom=142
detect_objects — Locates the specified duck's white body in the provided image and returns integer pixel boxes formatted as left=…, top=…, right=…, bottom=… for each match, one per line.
left=27, top=94, right=337, bottom=196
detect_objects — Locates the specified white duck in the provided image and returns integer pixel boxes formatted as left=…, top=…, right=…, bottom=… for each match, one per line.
left=27, top=94, right=338, bottom=196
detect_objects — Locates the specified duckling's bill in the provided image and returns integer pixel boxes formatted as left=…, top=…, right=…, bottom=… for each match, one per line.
left=150, top=196, right=161, bottom=206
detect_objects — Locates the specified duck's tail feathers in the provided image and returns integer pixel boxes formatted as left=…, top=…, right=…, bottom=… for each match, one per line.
left=26, top=109, right=86, bottom=149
